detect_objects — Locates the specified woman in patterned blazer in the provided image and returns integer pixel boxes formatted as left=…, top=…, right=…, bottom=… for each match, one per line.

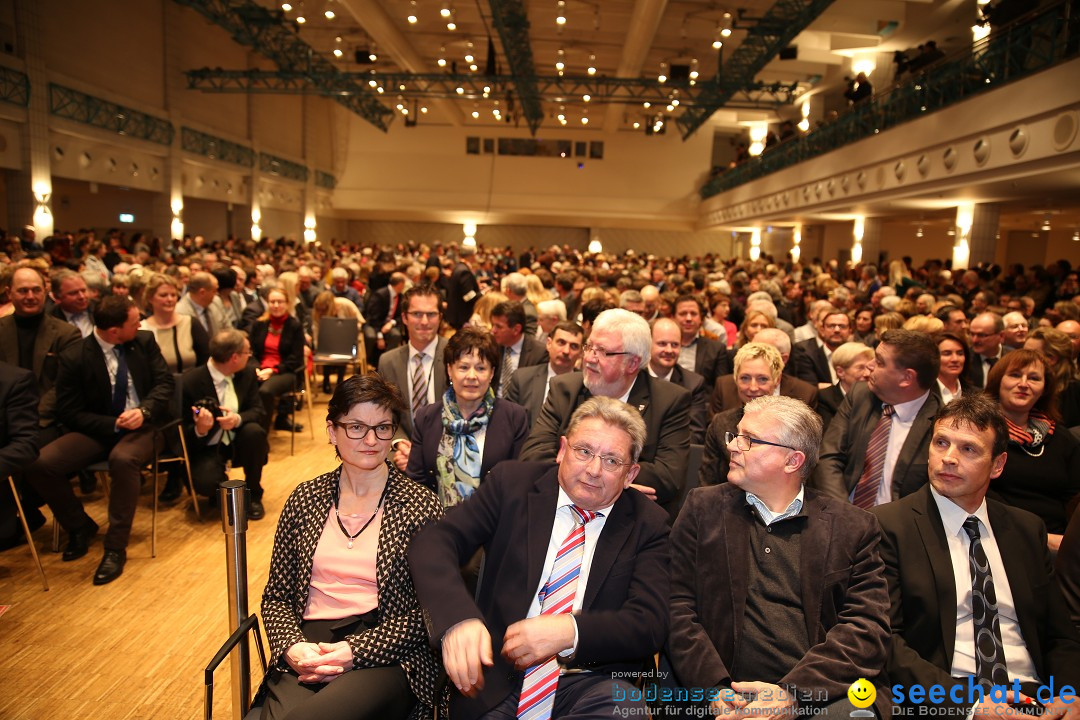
left=260, top=373, right=443, bottom=720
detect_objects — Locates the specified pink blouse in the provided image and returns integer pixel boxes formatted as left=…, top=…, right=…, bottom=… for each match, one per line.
left=303, top=507, right=381, bottom=620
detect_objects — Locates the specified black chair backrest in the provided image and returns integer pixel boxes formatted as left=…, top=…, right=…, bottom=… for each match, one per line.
left=315, top=317, right=359, bottom=359
left=673, top=443, right=705, bottom=516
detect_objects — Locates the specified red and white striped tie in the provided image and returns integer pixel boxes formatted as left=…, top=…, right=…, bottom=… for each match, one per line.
left=516, top=505, right=599, bottom=720
left=852, top=404, right=894, bottom=509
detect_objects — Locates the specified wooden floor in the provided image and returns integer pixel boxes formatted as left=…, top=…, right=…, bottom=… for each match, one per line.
left=0, top=398, right=334, bottom=720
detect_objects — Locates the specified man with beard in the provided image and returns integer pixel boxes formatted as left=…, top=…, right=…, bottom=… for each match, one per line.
left=519, top=309, right=691, bottom=516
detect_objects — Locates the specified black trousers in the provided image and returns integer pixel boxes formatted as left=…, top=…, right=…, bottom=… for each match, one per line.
left=259, top=373, right=297, bottom=430
left=261, top=614, right=415, bottom=720
left=28, top=427, right=156, bottom=550
left=188, top=422, right=269, bottom=500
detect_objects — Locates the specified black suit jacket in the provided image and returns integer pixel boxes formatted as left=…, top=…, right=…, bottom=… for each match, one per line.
left=180, top=364, right=266, bottom=450
left=55, top=330, right=174, bottom=446
left=666, top=366, right=708, bottom=444
left=408, top=462, right=670, bottom=720
left=688, top=336, right=730, bottom=391
left=0, top=361, right=40, bottom=479
left=670, top=483, right=890, bottom=708
left=816, top=383, right=846, bottom=431
left=404, top=398, right=530, bottom=491
left=506, top=363, right=551, bottom=425
left=709, top=374, right=819, bottom=417
left=493, top=336, right=548, bottom=393
left=250, top=316, right=305, bottom=375
left=364, top=286, right=403, bottom=328
left=873, top=486, right=1080, bottom=711
left=812, top=383, right=941, bottom=502
left=445, top=262, right=479, bottom=329
left=0, top=314, right=81, bottom=426
left=519, top=370, right=691, bottom=511
left=790, top=338, right=833, bottom=386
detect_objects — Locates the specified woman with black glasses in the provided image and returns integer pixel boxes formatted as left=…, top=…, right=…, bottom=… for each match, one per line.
left=260, top=374, right=442, bottom=720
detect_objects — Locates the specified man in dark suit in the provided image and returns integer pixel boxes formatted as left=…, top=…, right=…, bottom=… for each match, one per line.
left=670, top=394, right=890, bottom=716
left=554, top=272, right=581, bottom=322
left=649, top=318, right=707, bottom=443
left=444, top=245, right=480, bottom=330
left=181, top=329, right=269, bottom=519
left=363, top=271, right=406, bottom=364
left=673, top=295, right=729, bottom=390
left=409, top=396, right=670, bottom=720
left=0, top=361, right=41, bottom=549
left=790, top=308, right=850, bottom=387
left=48, top=269, right=95, bottom=337
left=491, top=301, right=548, bottom=399
left=377, top=286, right=449, bottom=470
left=520, top=309, right=691, bottom=514
left=813, top=329, right=942, bottom=508
left=967, top=312, right=1010, bottom=388
left=177, top=271, right=230, bottom=337
left=27, top=295, right=174, bottom=585
left=501, top=271, right=538, bottom=337
left=507, top=320, right=583, bottom=425
left=873, top=394, right=1080, bottom=717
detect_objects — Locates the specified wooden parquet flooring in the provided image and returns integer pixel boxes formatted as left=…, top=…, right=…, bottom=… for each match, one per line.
left=0, top=399, right=335, bottom=719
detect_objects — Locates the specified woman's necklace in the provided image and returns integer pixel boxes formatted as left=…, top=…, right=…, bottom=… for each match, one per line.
left=334, top=479, right=389, bottom=548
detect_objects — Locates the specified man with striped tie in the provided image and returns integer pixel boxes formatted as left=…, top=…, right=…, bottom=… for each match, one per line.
left=409, top=396, right=670, bottom=720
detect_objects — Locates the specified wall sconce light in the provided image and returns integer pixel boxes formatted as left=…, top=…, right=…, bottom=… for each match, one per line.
left=304, top=215, right=317, bottom=243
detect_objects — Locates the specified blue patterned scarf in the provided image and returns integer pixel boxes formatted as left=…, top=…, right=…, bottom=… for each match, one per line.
left=435, top=386, right=495, bottom=507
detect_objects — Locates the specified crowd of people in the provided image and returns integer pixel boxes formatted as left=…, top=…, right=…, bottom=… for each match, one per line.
left=1, top=227, right=1079, bottom=719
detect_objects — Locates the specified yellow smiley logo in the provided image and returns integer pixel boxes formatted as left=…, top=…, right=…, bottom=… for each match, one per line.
left=848, top=678, right=876, bottom=709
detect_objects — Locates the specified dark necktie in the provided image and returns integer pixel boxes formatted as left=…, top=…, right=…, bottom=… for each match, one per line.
left=112, top=346, right=129, bottom=415
left=852, top=404, right=894, bottom=509
left=962, top=517, right=1009, bottom=689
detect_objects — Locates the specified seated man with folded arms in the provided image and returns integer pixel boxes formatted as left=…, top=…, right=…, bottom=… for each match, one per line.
left=409, top=397, right=670, bottom=720
left=181, top=328, right=269, bottom=519
left=670, top=395, right=890, bottom=718
left=872, top=394, right=1080, bottom=719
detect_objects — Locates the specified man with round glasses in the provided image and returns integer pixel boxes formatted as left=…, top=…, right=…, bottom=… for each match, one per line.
left=410, top=396, right=669, bottom=720
left=519, top=308, right=691, bottom=516
left=669, top=394, right=890, bottom=718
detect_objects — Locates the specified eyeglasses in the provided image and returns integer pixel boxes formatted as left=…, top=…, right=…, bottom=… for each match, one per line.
left=406, top=311, right=440, bottom=321
left=582, top=342, right=631, bottom=360
left=333, top=421, right=397, bottom=440
left=568, top=444, right=633, bottom=472
left=725, top=431, right=797, bottom=453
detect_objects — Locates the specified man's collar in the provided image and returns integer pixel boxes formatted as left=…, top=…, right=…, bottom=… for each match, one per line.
left=647, top=364, right=674, bottom=382
left=929, top=484, right=990, bottom=538
left=510, top=335, right=524, bottom=354
left=93, top=330, right=116, bottom=354
left=208, top=359, right=231, bottom=382
left=410, top=336, right=439, bottom=358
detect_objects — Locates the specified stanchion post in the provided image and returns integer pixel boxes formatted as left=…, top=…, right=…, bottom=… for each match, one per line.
left=220, top=479, right=250, bottom=720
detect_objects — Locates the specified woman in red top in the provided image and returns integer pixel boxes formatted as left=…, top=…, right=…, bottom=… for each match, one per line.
left=250, top=287, right=306, bottom=432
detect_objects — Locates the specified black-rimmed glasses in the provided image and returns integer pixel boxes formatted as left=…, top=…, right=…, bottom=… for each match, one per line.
left=724, top=431, right=797, bottom=452
left=333, top=421, right=397, bottom=441
left=569, top=445, right=633, bottom=472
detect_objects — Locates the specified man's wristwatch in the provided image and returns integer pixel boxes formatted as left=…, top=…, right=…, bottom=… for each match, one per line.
left=138, top=407, right=151, bottom=422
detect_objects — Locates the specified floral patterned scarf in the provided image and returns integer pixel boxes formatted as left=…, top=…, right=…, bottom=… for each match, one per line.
left=435, top=386, right=495, bottom=507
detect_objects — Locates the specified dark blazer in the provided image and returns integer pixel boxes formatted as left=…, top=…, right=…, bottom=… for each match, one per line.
left=408, top=462, right=670, bottom=720
left=249, top=315, right=305, bottom=376
left=709, top=373, right=819, bottom=417
left=0, top=361, right=40, bottom=479
left=816, top=382, right=846, bottom=431
left=364, top=285, right=403, bottom=328
left=669, top=483, right=890, bottom=709
left=790, top=338, right=833, bottom=386
left=688, top=336, right=730, bottom=390
left=180, top=364, right=266, bottom=450
left=519, top=369, right=691, bottom=511
left=262, top=465, right=443, bottom=716
left=872, top=486, right=1080, bottom=712
left=377, top=338, right=449, bottom=442
left=404, top=398, right=530, bottom=492
left=0, top=314, right=81, bottom=426
left=666, top=365, right=708, bottom=444
left=812, top=383, right=941, bottom=502
left=48, top=300, right=96, bottom=327
left=493, top=335, right=548, bottom=394
left=55, top=330, right=174, bottom=446
left=505, top=362, right=551, bottom=425
left=520, top=298, right=538, bottom=338
left=445, top=262, right=479, bottom=329
left=965, top=346, right=1011, bottom=389
left=238, top=296, right=264, bottom=334
left=698, top=407, right=742, bottom=487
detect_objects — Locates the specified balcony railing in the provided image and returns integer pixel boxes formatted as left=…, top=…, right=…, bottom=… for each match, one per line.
left=49, top=84, right=175, bottom=146
left=701, top=0, right=1080, bottom=199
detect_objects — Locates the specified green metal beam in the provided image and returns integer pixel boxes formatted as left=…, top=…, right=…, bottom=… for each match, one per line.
left=172, top=0, right=394, bottom=131
left=0, top=65, right=29, bottom=107
left=185, top=69, right=799, bottom=109
left=181, top=127, right=255, bottom=167
left=486, top=0, right=544, bottom=134
left=677, top=0, right=839, bottom=139
left=49, top=84, right=175, bottom=145
left=259, top=152, right=308, bottom=182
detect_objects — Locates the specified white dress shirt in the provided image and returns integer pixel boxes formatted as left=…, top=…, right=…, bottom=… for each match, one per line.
left=874, top=390, right=931, bottom=507
left=929, top=486, right=1039, bottom=685
left=66, top=309, right=95, bottom=338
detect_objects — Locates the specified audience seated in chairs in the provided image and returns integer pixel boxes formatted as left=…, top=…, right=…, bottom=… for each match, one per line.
left=0, top=361, right=40, bottom=551
left=26, top=294, right=174, bottom=585
left=181, top=328, right=269, bottom=520
left=250, top=287, right=306, bottom=434
left=260, top=374, right=442, bottom=720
